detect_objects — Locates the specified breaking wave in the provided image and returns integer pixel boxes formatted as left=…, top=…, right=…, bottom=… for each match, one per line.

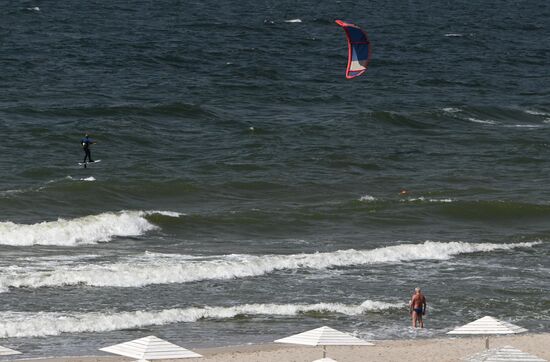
left=0, top=210, right=180, bottom=246
left=0, top=241, right=539, bottom=291
left=0, top=300, right=403, bottom=338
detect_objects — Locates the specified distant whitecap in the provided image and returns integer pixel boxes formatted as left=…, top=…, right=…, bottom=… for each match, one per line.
left=442, top=107, right=461, bottom=113
left=403, top=197, right=454, bottom=203
left=144, top=210, right=182, bottom=217
left=0, top=189, right=25, bottom=197
left=359, top=194, right=376, bottom=202
left=285, top=19, right=302, bottom=23
left=511, top=124, right=541, bottom=129
left=525, top=110, right=549, bottom=116
left=444, top=33, right=463, bottom=37
left=467, top=117, right=496, bottom=125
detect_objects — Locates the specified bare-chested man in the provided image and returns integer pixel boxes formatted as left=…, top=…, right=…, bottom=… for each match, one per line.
left=409, top=287, right=427, bottom=328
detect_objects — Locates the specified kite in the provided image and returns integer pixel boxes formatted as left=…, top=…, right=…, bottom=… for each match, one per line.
left=335, top=20, right=371, bottom=79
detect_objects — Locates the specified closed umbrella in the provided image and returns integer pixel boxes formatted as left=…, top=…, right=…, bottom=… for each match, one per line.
left=464, top=345, right=546, bottom=362
left=100, top=335, right=202, bottom=361
left=447, top=316, right=527, bottom=349
left=275, top=326, right=373, bottom=359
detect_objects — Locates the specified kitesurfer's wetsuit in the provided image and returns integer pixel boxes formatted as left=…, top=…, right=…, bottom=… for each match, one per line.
left=81, top=136, right=94, bottom=163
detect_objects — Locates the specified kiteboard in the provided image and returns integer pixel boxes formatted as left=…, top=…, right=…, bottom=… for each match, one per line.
left=78, top=160, right=101, bottom=168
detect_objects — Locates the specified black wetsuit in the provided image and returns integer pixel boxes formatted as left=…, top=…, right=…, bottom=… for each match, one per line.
left=81, top=137, right=94, bottom=163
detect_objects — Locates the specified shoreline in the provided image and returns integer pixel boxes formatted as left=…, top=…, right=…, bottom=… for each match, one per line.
left=12, top=332, right=550, bottom=362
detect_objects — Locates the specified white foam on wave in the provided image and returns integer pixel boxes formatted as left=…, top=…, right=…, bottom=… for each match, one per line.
left=0, top=182, right=52, bottom=197
left=467, top=117, right=496, bottom=125
left=359, top=194, right=376, bottom=202
left=444, top=33, right=463, bottom=37
left=442, top=107, right=461, bottom=113
left=0, top=189, right=25, bottom=197
left=144, top=210, right=183, bottom=217
left=0, top=299, right=402, bottom=338
left=285, top=19, right=302, bottom=23
left=66, top=175, right=96, bottom=182
left=402, top=197, right=454, bottom=203
left=1, top=176, right=89, bottom=197
left=0, top=210, right=179, bottom=246
left=0, top=241, right=540, bottom=292
left=510, top=124, right=541, bottom=129
left=525, top=110, right=550, bottom=116
left=16, top=254, right=100, bottom=263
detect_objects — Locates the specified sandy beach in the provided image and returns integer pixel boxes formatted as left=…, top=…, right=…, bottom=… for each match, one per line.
left=14, top=333, right=550, bottom=362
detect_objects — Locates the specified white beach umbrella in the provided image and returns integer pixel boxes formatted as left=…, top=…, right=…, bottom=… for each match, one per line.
left=464, top=345, right=547, bottom=362
left=0, top=345, right=21, bottom=356
left=447, top=316, right=527, bottom=349
left=312, top=358, right=339, bottom=362
left=275, top=326, right=373, bottom=359
left=99, top=335, right=202, bottom=361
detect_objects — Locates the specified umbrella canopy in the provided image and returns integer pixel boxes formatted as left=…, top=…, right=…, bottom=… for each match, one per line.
left=275, top=326, right=373, bottom=358
left=448, top=316, right=528, bottom=335
left=464, top=345, right=547, bottom=362
left=0, top=346, right=21, bottom=356
left=99, top=335, right=202, bottom=361
left=312, top=358, right=339, bottom=362
left=275, top=326, right=374, bottom=346
left=447, top=316, right=527, bottom=349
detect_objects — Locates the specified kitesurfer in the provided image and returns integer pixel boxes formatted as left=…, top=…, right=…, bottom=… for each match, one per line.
left=81, top=133, right=96, bottom=164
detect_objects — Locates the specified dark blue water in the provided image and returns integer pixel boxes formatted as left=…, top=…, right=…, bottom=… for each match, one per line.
left=0, top=0, right=549, bottom=358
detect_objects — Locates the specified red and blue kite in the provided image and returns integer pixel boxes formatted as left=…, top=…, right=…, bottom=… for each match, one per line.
left=335, top=20, right=371, bottom=79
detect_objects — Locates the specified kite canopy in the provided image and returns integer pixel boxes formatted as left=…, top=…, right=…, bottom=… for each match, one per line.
left=335, top=20, right=371, bottom=79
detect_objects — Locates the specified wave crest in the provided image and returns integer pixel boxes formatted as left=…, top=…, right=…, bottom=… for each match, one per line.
left=0, top=241, right=539, bottom=291
left=0, top=210, right=179, bottom=246
left=0, top=300, right=403, bottom=338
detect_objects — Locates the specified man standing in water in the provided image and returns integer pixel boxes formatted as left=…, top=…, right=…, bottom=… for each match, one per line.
left=409, top=287, right=427, bottom=328
left=81, top=133, right=96, bottom=165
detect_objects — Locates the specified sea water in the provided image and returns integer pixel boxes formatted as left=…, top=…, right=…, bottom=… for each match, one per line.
left=0, top=0, right=549, bottom=357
